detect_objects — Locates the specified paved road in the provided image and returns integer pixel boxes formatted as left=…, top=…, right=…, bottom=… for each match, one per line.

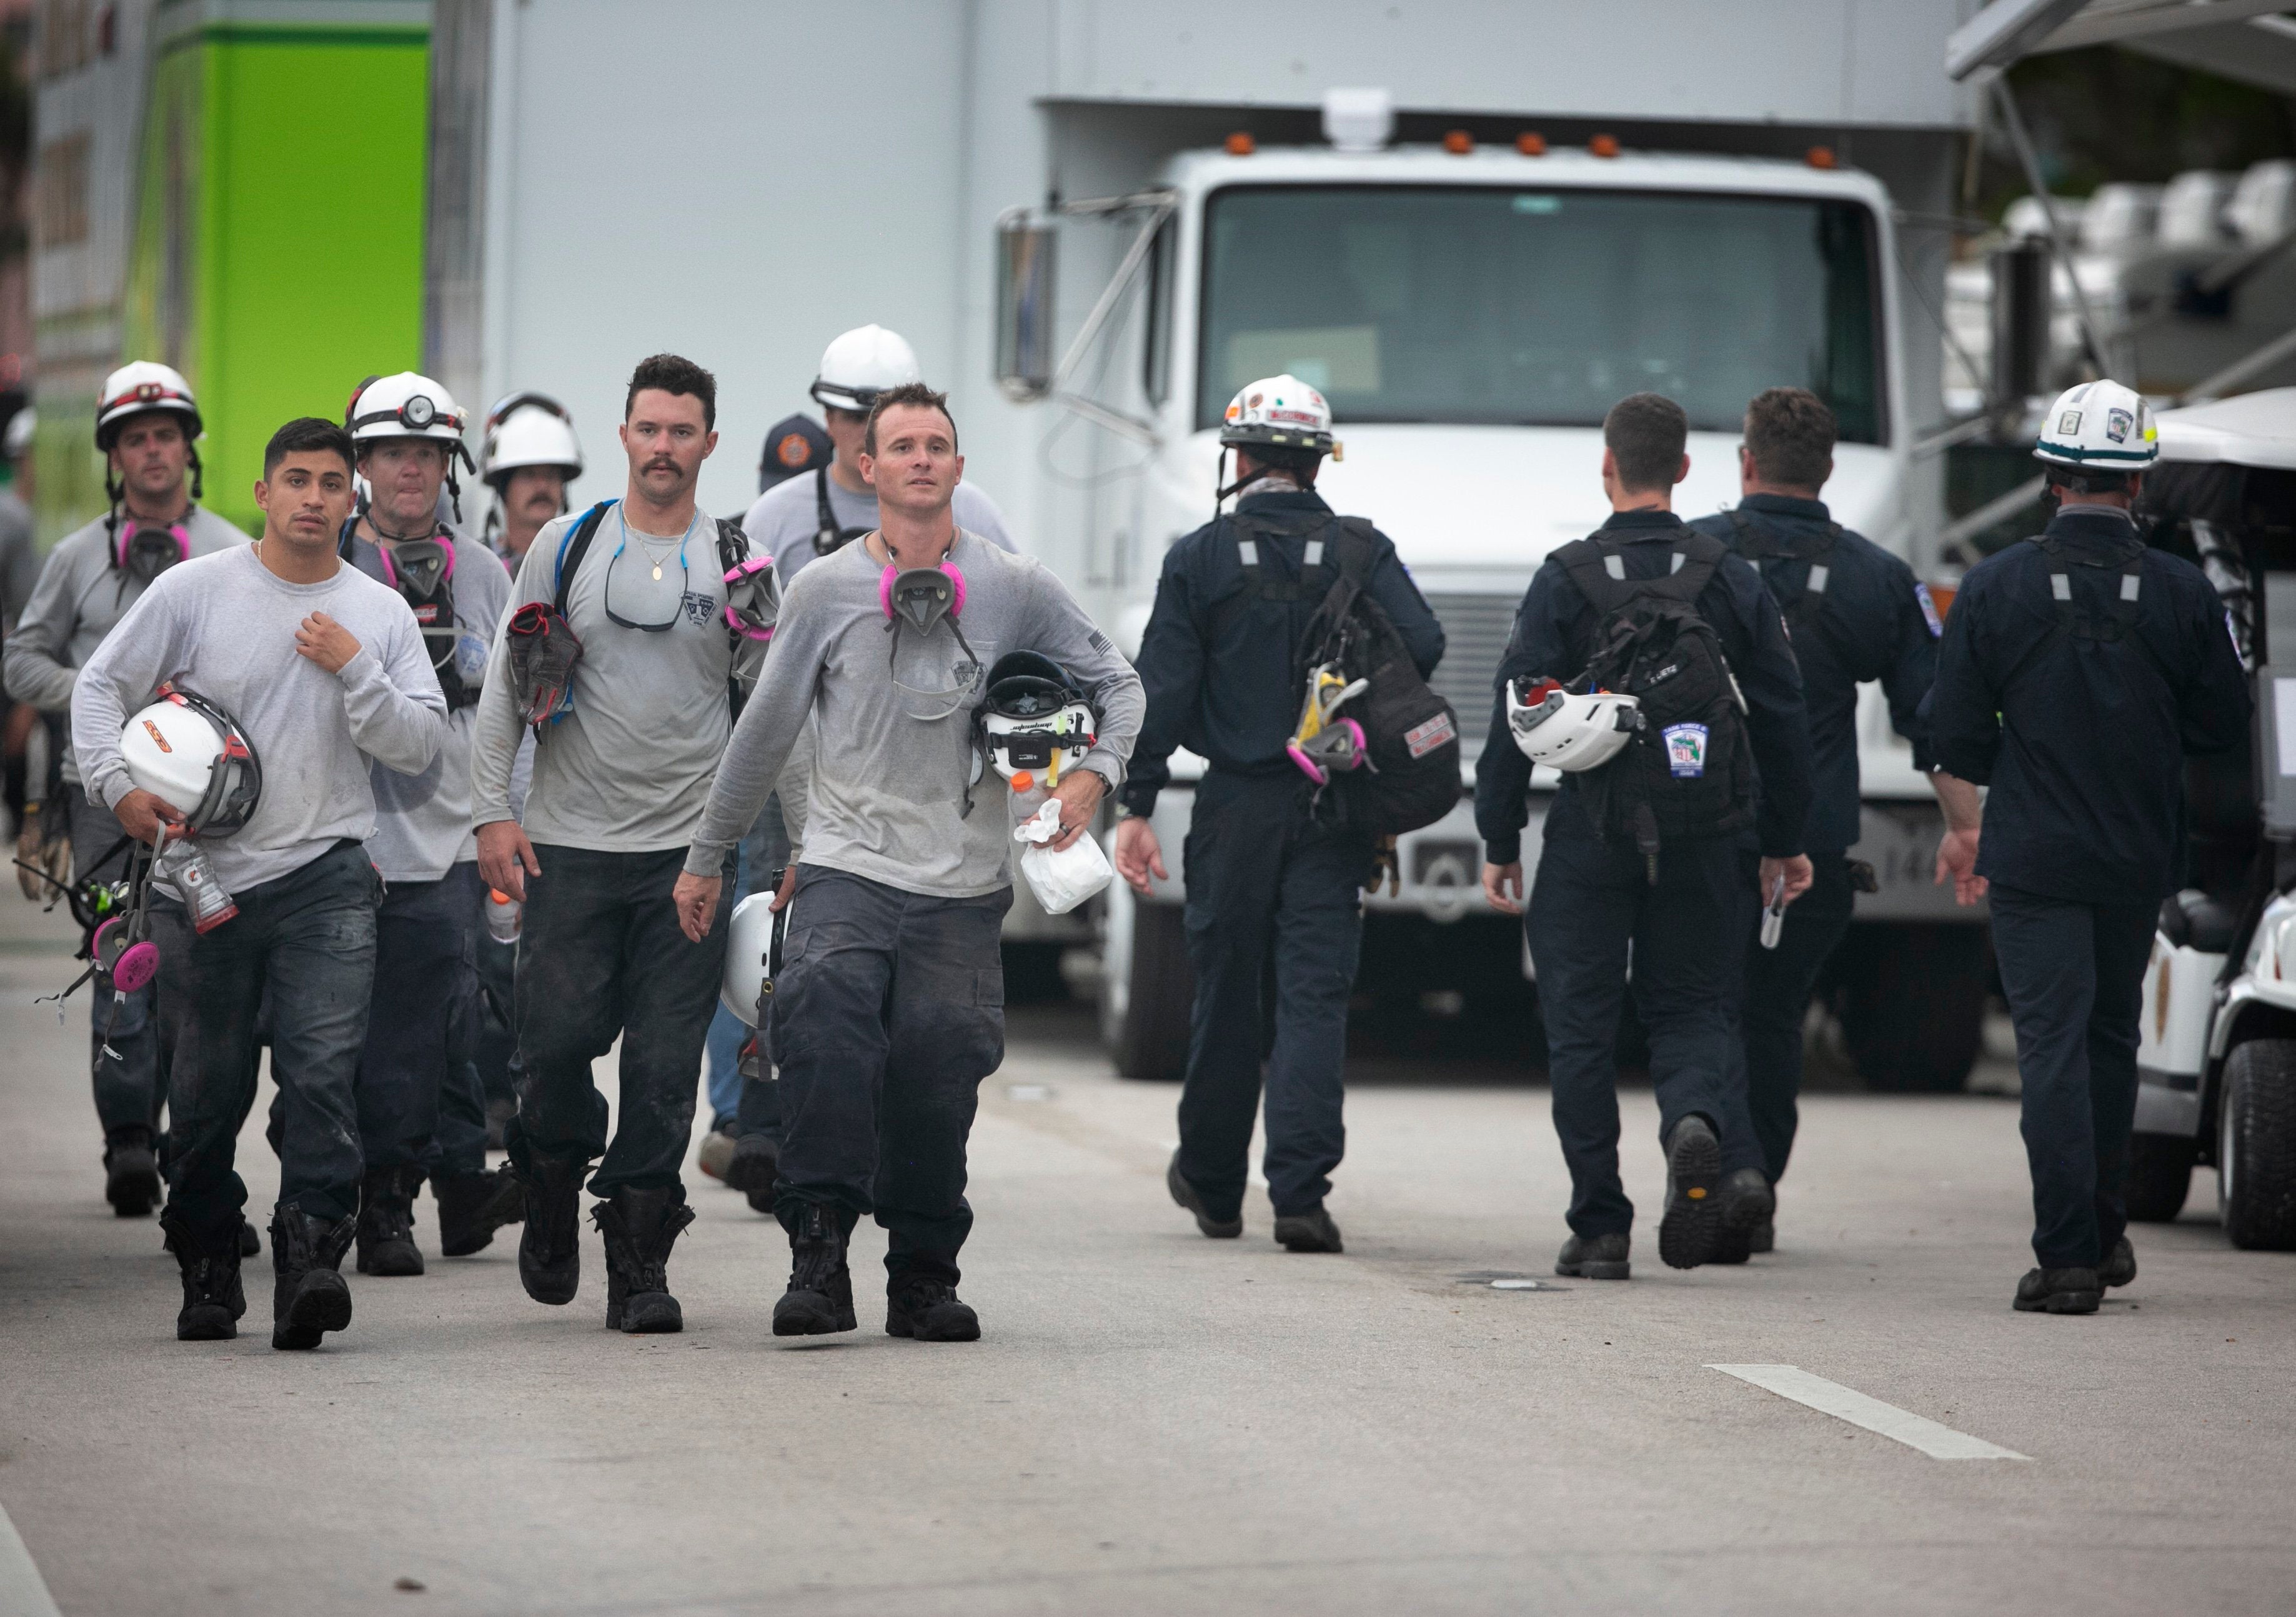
left=1, top=895, right=2290, bottom=1616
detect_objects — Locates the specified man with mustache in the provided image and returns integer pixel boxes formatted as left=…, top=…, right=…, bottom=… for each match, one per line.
left=482, top=392, right=584, bottom=568
left=472, top=354, right=763, bottom=1336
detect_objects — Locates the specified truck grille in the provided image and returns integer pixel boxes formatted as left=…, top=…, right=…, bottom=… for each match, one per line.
left=1421, top=591, right=1523, bottom=755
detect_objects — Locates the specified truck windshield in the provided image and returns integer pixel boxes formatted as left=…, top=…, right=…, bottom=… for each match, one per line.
left=1198, top=185, right=1884, bottom=442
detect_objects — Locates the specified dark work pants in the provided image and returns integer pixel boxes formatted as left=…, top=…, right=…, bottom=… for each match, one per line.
left=353, top=861, right=490, bottom=1180
left=1527, top=813, right=1761, bottom=1240
left=1988, top=883, right=2155, bottom=1270
left=161, top=842, right=382, bottom=1241
left=1728, top=852, right=1858, bottom=1185
left=767, top=867, right=1008, bottom=1283
left=1178, top=771, right=1373, bottom=1223
left=472, top=927, right=519, bottom=1107
left=69, top=785, right=164, bottom=1141
left=505, top=845, right=730, bottom=1198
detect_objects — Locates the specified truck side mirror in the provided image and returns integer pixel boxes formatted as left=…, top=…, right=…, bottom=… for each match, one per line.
left=1989, top=238, right=2049, bottom=429
left=996, top=209, right=1056, bottom=402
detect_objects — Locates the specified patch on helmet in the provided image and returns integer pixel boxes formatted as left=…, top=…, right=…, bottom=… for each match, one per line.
left=2106, top=407, right=2132, bottom=444
left=141, top=719, right=172, bottom=754
left=2057, top=410, right=2082, bottom=435
left=1248, top=392, right=1264, bottom=409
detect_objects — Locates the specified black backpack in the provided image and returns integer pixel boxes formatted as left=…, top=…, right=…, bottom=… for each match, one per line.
left=1555, top=528, right=1754, bottom=879
left=1269, top=514, right=1461, bottom=838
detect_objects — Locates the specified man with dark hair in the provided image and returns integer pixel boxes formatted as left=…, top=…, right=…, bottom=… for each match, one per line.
left=5, top=362, right=244, bottom=1220
left=673, top=383, right=1142, bottom=1344
left=1116, top=373, right=1444, bottom=1253
left=473, top=355, right=764, bottom=1336
left=1479, top=392, right=1813, bottom=1279
left=71, top=415, right=447, bottom=1347
left=742, top=327, right=1016, bottom=586
left=1930, top=379, right=2247, bottom=1316
left=1686, top=387, right=1943, bottom=1250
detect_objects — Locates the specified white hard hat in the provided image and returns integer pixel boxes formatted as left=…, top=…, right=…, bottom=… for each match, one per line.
left=4, top=404, right=34, bottom=460
left=1507, top=679, right=1640, bottom=772
left=978, top=652, right=1098, bottom=785
left=1219, top=374, right=1336, bottom=455
left=482, top=391, right=583, bottom=485
left=347, top=371, right=475, bottom=466
left=119, top=685, right=262, bottom=836
left=810, top=325, right=921, bottom=414
left=2034, top=379, right=2159, bottom=470
left=720, top=892, right=779, bottom=1025
left=96, top=361, right=201, bottom=450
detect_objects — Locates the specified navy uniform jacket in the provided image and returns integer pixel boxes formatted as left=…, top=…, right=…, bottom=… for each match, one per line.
left=1928, top=506, right=2250, bottom=907
left=1688, top=493, right=1938, bottom=857
left=1476, top=507, right=1814, bottom=864
left=1122, top=487, right=1445, bottom=818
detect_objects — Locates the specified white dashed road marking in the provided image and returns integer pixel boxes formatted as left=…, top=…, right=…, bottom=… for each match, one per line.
left=0, top=1502, right=63, bottom=1617
left=1707, top=1364, right=2032, bottom=1461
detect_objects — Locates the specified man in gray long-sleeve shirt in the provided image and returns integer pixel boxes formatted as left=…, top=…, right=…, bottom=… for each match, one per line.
left=4, top=366, right=244, bottom=1217
left=73, top=417, right=446, bottom=1348
left=675, top=382, right=1142, bottom=1343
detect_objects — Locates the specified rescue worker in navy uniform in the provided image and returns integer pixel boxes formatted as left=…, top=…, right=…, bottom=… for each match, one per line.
left=1479, top=393, right=1814, bottom=1278
left=1687, top=387, right=1941, bottom=1251
left=1929, top=379, right=2249, bottom=1316
left=1115, top=374, right=1444, bottom=1253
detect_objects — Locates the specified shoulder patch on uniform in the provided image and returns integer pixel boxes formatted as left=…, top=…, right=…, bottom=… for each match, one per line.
left=1914, top=582, right=1944, bottom=637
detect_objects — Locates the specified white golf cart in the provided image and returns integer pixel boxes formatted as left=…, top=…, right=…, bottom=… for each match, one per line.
left=2130, top=387, right=2296, bottom=1246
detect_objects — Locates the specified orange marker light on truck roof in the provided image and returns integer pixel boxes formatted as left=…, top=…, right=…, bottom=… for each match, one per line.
left=1589, top=134, right=1620, bottom=159
left=1807, top=145, right=1838, bottom=170
left=1443, top=130, right=1473, bottom=154
left=1516, top=131, right=1546, bottom=156
left=1225, top=131, right=1256, bottom=156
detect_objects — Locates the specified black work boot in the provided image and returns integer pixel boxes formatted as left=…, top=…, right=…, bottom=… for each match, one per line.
left=1747, top=1219, right=1776, bottom=1255
left=725, top=1132, right=778, bottom=1212
left=515, top=1149, right=590, bottom=1306
left=1167, top=1152, right=1243, bottom=1239
left=773, top=1201, right=857, bottom=1336
left=2099, top=1236, right=2136, bottom=1289
left=434, top=1163, right=526, bottom=1258
left=1273, top=1205, right=1344, bottom=1253
left=355, top=1166, right=425, bottom=1276
left=166, top=1217, right=246, bottom=1340
left=1555, top=1231, right=1631, bottom=1280
left=2014, top=1266, right=2102, bottom=1315
left=1657, top=1114, right=1722, bottom=1270
left=886, top=1271, right=980, bottom=1341
left=592, top=1187, right=697, bottom=1334
left=104, top=1125, right=162, bottom=1218
left=1710, top=1168, right=1776, bottom=1265
left=269, top=1205, right=356, bottom=1350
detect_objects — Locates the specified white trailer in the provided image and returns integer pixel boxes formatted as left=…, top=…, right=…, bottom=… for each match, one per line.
left=428, top=0, right=1978, bottom=1073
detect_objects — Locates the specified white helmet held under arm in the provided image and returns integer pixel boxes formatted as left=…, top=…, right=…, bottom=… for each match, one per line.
left=2034, top=379, right=2158, bottom=470
left=720, top=892, right=778, bottom=1026
left=810, top=325, right=921, bottom=415
left=118, top=685, right=262, bottom=835
left=1506, top=677, right=1640, bottom=772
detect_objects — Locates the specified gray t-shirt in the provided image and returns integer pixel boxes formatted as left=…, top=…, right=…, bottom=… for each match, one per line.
left=742, top=467, right=1016, bottom=587
left=71, top=544, right=448, bottom=897
left=345, top=529, right=514, bottom=883
left=685, top=529, right=1143, bottom=898
left=471, top=501, right=762, bottom=853
left=2, top=507, right=248, bottom=783
left=0, top=487, right=36, bottom=630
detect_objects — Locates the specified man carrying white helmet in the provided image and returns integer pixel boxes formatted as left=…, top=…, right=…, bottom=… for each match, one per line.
left=1929, top=379, right=2249, bottom=1317
left=1115, top=376, right=1444, bottom=1256
left=72, top=416, right=447, bottom=1347
left=336, top=371, right=519, bottom=1276
left=482, top=391, right=584, bottom=567
left=4, top=362, right=244, bottom=1221
left=1477, top=394, right=1813, bottom=1281
left=740, top=325, right=1019, bottom=582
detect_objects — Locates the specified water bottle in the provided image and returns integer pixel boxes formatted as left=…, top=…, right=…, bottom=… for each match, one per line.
left=485, top=887, right=523, bottom=943
left=159, top=842, right=238, bottom=933
left=1008, top=770, right=1050, bottom=835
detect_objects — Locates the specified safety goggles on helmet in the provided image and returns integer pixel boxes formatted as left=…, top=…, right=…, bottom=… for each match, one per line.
left=118, top=684, right=262, bottom=837
left=1506, top=677, right=1640, bottom=773
left=810, top=324, right=922, bottom=416
left=113, top=520, right=189, bottom=584
left=352, top=392, right=463, bottom=438
left=978, top=652, right=1098, bottom=785
left=96, top=362, right=203, bottom=450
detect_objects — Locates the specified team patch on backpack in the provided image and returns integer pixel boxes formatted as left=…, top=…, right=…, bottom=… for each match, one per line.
left=1662, top=722, right=1708, bottom=778
left=1404, top=712, right=1457, bottom=759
